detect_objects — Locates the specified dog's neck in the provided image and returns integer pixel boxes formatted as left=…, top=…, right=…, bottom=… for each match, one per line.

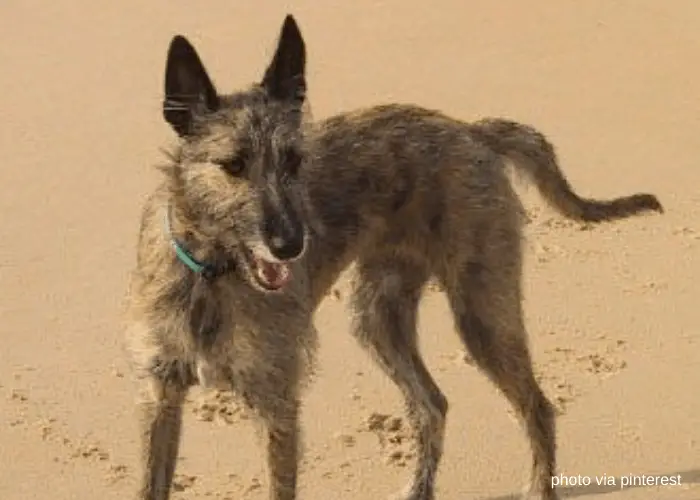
left=164, top=204, right=235, bottom=281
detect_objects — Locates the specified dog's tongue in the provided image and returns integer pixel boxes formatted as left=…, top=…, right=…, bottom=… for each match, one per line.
left=256, top=259, right=291, bottom=289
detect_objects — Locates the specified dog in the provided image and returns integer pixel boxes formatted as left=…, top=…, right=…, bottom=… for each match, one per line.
left=123, top=14, right=663, bottom=500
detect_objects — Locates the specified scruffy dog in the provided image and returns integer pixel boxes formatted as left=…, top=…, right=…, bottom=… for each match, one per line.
left=124, top=14, right=663, bottom=500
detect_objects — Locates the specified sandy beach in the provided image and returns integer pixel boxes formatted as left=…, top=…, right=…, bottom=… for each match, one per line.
left=1, top=1, right=698, bottom=498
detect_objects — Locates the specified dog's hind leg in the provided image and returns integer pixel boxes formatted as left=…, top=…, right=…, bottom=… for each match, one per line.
left=441, top=244, right=557, bottom=500
left=136, top=358, right=191, bottom=500
left=351, top=255, right=447, bottom=500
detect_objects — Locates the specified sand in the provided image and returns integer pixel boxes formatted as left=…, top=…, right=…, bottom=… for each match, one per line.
left=1, top=1, right=698, bottom=498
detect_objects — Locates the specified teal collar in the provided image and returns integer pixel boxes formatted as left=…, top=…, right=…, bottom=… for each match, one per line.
left=164, top=206, right=231, bottom=279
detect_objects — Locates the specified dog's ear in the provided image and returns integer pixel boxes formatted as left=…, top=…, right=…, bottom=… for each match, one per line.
left=261, top=15, right=306, bottom=104
left=163, top=35, right=220, bottom=137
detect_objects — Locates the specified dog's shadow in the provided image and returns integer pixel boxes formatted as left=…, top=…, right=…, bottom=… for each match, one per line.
left=482, top=467, right=700, bottom=499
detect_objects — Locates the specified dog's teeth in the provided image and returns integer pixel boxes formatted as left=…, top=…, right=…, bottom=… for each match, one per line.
left=279, top=265, right=290, bottom=279
left=256, top=267, right=268, bottom=283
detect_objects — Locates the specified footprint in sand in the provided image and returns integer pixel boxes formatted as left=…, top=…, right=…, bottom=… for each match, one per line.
left=535, top=334, right=630, bottom=415
left=544, top=336, right=628, bottom=378
left=531, top=241, right=569, bottom=264
left=361, top=412, right=415, bottom=468
left=172, top=473, right=198, bottom=492
left=190, top=389, right=250, bottom=425
left=106, top=464, right=129, bottom=484
left=673, top=226, right=700, bottom=246
left=5, top=381, right=130, bottom=484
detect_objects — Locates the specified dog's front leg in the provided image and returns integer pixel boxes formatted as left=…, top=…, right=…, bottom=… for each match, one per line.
left=263, top=400, right=300, bottom=500
left=136, top=369, right=189, bottom=500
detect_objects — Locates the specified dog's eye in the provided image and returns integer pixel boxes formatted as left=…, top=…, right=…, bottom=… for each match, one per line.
left=284, top=148, right=303, bottom=175
left=219, top=156, right=246, bottom=176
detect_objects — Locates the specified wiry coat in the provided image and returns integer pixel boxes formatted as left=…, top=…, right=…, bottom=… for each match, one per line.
left=124, top=15, right=663, bottom=500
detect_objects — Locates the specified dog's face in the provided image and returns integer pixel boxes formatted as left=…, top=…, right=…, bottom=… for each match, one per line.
left=163, top=16, right=311, bottom=292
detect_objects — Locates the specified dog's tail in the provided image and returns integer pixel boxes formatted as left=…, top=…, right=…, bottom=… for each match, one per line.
left=468, top=118, right=663, bottom=222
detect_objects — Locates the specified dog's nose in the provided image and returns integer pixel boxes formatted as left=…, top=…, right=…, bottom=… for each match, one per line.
left=269, top=236, right=303, bottom=260
left=264, top=218, right=305, bottom=261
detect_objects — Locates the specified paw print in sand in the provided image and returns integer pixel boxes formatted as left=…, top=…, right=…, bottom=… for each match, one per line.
left=362, top=412, right=415, bottom=468
left=191, top=389, right=250, bottom=425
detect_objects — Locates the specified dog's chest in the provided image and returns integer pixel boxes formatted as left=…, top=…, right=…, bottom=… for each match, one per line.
left=191, top=313, right=275, bottom=391
left=192, top=281, right=314, bottom=393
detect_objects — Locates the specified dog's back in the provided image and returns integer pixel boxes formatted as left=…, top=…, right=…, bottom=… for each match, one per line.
left=301, top=103, right=662, bottom=302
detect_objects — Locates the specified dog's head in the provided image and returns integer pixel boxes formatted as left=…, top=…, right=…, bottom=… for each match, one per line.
left=162, top=15, right=311, bottom=292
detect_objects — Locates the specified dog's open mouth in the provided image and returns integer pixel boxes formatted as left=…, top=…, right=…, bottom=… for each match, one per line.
left=247, top=251, right=292, bottom=291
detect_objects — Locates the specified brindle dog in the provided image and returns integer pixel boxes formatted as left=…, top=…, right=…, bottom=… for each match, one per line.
left=124, top=14, right=663, bottom=500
